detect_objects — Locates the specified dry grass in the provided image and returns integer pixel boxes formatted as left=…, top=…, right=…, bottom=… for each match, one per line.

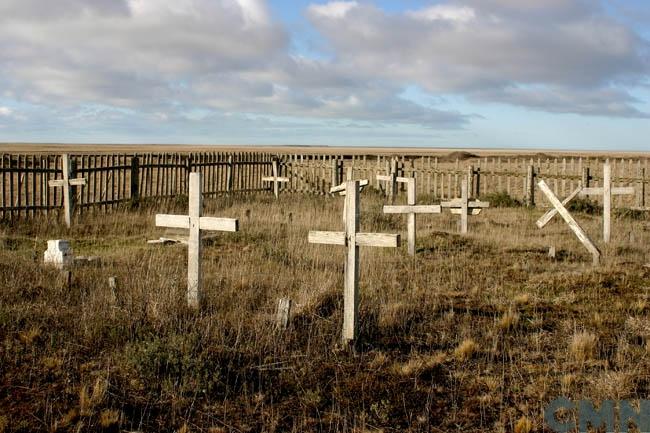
left=0, top=191, right=649, bottom=432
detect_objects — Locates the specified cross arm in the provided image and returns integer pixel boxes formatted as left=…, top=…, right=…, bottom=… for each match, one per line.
left=441, top=200, right=490, bottom=208
left=308, top=231, right=400, bottom=247
left=383, top=205, right=441, bottom=214
left=376, top=174, right=394, bottom=182
left=450, top=208, right=482, bottom=215
left=262, top=176, right=290, bottom=182
left=308, top=231, right=346, bottom=245
left=330, top=179, right=369, bottom=194
left=580, top=186, right=635, bottom=196
left=156, top=214, right=190, bottom=229
left=536, top=186, right=582, bottom=228
left=48, top=179, right=65, bottom=187
left=199, top=217, right=239, bottom=232
left=69, top=178, right=87, bottom=186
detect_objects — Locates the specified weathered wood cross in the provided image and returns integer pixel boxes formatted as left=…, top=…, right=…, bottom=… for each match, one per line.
left=309, top=180, right=400, bottom=345
left=383, top=177, right=441, bottom=255
left=330, top=168, right=369, bottom=223
left=155, top=172, right=239, bottom=308
left=48, top=154, right=87, bottom=228
left=262, top=159, right=289, bottom=199
left=376, top=158, right=398, bottom=203
left=440, top=178, right=490, bottom=234
left=579, top=161, right=634, bottom=242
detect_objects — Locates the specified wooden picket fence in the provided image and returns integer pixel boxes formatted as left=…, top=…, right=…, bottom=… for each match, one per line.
left=1, top=152, right=648, bottom=220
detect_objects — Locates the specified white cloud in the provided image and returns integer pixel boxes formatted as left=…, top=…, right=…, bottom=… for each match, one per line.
left=407, top=5, right=475, bottom=23
left=309, top=1, right=358, bottom=19
left=0, top=107, right=12, bottom=116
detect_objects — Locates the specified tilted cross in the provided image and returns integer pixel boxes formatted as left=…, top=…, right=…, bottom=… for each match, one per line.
left=579, top=161, right=634, bottom=242
left=48, top=154, right=87, bottom=228
left=155, top=172, right=239, bottom=308
left=262, top=159, right=289, bottom=199
left=537, top=180, right=600, bottom=265
left=309, top=180, right=400, bottom=345
left=383, top=177, right=441, bottom=255
left=440, top=177, right=489, bottom=234
left=376, top=158, right=398, bottom=203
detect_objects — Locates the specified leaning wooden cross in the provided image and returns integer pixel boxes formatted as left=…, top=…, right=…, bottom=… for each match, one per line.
left=48, top=154, right=87, bottom=228
left=330, top=170, right=369, bottom=224
left=155, top=172, right=239, bottom=308
left=262, top=159, right=289, bottom=199
left=309, top=180, right=400, bottom=345
left=440, top=178, right=489, bottom=234
left=537, top=180, right=600, bottom=265
left=383, top=177, right=441, bottom=255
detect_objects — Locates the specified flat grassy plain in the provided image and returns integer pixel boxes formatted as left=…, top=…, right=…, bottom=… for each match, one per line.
left=1, top=191, right=649, bottom=432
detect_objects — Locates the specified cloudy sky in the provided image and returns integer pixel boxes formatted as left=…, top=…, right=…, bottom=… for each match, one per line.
left=0, top=0, right=648, bottom=149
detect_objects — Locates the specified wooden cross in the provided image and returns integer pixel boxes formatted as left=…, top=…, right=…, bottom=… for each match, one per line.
left=262, top=159, right=289, bottom=198
left=383, top=177, right=441, bottom=255
left=155, top=172, right=239, bottom=308
left=309, top=180, right=400, bottom=345
left=330, top=169, right=369, bottom=224
left=376, top=158, right=398, bottom=203
left=579, top=161, right=634, bottom=243
left=48, top=154, right=86, bottom=228
left=537, top=180, right=600, bottom=265
left=440, top=178, right=489, bottom=234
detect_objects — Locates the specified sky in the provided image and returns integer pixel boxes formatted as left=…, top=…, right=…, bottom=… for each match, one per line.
left=0, top=0, right=649, bottom=150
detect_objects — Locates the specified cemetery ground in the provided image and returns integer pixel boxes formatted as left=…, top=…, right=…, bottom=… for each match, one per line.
left=1, top=191, right=650, bottom=433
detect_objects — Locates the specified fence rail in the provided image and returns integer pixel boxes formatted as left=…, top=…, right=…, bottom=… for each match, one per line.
left=1, top=152, right=648, bottom=220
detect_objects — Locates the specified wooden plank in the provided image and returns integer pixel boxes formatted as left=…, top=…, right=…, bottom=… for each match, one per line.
left=356, top=233, right=400, bottom=248
left=199, top=217, right=238, bottom=232
left=156, top=214, right=191, bottom=229
left=603, top=161, right=611, bottom=243
left=343, top=180, right=359, bottom=344
left=460, top=178, right=468, bottom=234
left=580, top=186, right=635, bottom=196
left=383, top=205, right=441, bottom=214
left=308, top=230, right=346, bottom=245
left=537, top=180, right=600, bottom=265
left=536, top=186, right=582, bottom=228
left=187, top=172, right=202, bottom=308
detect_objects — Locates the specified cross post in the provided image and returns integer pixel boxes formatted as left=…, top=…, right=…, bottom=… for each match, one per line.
left=262, top=159, right=289, bottom=198
left=383, top=177, right=441, bottom=255
left=309, top=180, right=400, bottom=345
left=440, top=177, right=489, bottom=234
left=155, top=172, right=239, bottom=308
left=48, top=154, right=87, bottom=228
left=330, top=174, right=369, bottom=224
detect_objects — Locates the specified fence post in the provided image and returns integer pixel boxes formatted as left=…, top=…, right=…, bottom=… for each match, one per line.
left=331, top=158, right=338, bottom=188
left=639, top=167, right=646, bottom=208
left=475, top=167, right=481, bottom=197
left=69, top=156, right=78, bottom=213
left=526, top=165, right=535, bottom=207
left=185, top=154, right=193, bottom=195
left=130, top=155, right=140, bottom=206
left=466, top=165, right=474, bottom=197
left=226, top=155, right=233, bottom=193
left=581, top=167, right=590, bottom=188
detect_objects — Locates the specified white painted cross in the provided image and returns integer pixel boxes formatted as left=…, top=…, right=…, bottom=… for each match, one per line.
left=262, top=159, right=289, bottom=199
left=579, top=161, right=635, bottom=243
left=309, top=180, right=400, bottom=345
left=440, top=178, right=489, bottom=234
left=376, top=158, right=398, bottom=203
left=48, top=154, right=86, bottom=228
left=155, top=172, right=239, bottom=308
left=537, top=180, right=601, bottom=265
left=383, top=177, right=441, bottom=255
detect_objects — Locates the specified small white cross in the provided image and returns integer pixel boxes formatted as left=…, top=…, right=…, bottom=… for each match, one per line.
left=262, top=159, right=289, bottom=198
left=48, top=154, right=86, bottom=228
left=440, top=177, right=489, bottom=234
left=383, top=177, right=441, bottom=255
left=376, top=158, right=398, bottom=203
left=155, top=172, right=239, bottom=308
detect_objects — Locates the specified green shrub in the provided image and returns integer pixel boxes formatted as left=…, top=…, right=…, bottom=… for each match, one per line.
left=567, top=197, right=600, bottom=215
left=479, top=191, right=522, bottom=208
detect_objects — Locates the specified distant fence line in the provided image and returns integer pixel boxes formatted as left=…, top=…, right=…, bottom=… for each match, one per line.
left=1, top=152, right=648, bottom=220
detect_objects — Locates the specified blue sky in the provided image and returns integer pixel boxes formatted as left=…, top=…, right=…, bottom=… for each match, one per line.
left=0, top=0, right=649, bottom=150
